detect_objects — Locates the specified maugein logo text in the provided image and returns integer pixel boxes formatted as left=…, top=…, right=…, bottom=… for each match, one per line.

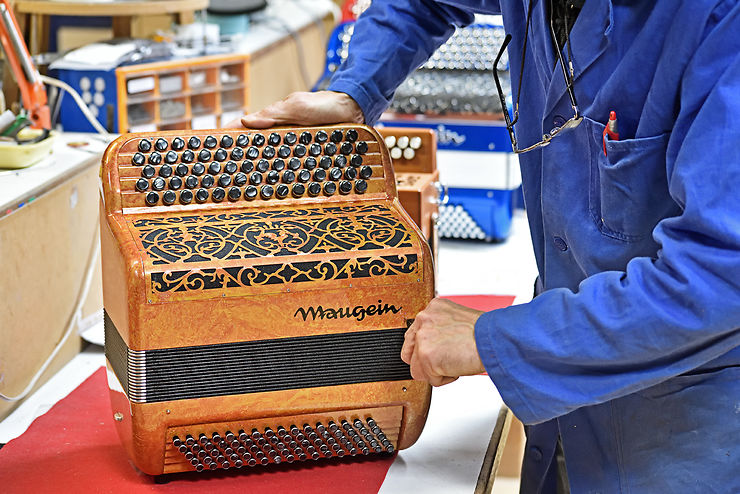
left=294, top=300, right=402, bottom=322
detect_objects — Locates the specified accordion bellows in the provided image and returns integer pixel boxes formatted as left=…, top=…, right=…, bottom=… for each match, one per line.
left=100, top=124, right=434, bottom=475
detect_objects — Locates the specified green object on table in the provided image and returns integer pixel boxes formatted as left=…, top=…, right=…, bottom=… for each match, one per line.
left=1, top=114, right=32, bottom=138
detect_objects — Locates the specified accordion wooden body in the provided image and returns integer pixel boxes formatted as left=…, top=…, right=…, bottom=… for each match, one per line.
left=100, top=125, right=434, bottom=475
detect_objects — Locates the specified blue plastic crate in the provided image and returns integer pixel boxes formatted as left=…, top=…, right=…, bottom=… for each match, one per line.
left=438, top=187, right=514, bottom=242
left=53, top=68, right=119, bottom=133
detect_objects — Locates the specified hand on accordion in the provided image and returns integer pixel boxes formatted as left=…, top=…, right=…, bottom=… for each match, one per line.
left=224, top=91, right=365, bottom=129
left=401, top=297, right=486, bottom=387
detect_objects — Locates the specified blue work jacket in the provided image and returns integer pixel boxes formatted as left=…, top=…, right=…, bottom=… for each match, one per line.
left=328, top=1, right=740, bottom=492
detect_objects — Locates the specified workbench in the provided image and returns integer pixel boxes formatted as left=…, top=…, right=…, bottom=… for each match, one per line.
left=0, top=132, right=109, bottom=420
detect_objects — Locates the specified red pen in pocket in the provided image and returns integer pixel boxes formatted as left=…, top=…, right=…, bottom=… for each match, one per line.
left=603, top=110, right=619, bottom=155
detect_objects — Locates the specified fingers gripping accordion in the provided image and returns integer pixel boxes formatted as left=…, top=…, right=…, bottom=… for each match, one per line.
left=100, top=125, right=434, bottom=475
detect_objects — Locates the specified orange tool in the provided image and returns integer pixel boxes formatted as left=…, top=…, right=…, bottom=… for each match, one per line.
left=0, top=0, right=50, bottom=129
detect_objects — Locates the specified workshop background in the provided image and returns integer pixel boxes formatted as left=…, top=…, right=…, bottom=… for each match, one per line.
left=0, top=1, right=535, bottom=493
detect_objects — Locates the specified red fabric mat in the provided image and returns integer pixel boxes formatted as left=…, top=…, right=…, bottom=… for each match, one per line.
left=0, top=295, right=513, bottom=493
left=441, top=294, right=515, bottom=312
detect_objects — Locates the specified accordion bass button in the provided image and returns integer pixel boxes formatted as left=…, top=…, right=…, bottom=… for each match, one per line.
left=214, top=148, right=228, bottom=161
left=313, top=169, right=327, bottom=181
left=148, top=152, right=162, bottom=165
left=195, top=188, right=209, bottom=203
left=212, top=187, right=226, bottom=202
left=171, top=137, right=185, bottom=151
left=291, top=183, right=306, bottom=197
left=323, top=182, right=337, bottom=195
left=228, top=187, right=241, bottom=201
left=303, top=157, right=317, bottom=170
left=154, top=138, right=168, bottom=151
left=131, top=153, right=145, bottom=166
left=284, top=132, right=297, bottom=145
left=204, top=135, right=218, bottom=149
left=354, top=179, right=368, bottom=193
left=138, top=139, right=152, bottom=152
left=315, top=130, right=328, bottom=143
left=191, top=163, right=205, bottom=176
left=241, top=160, right=254, bottom=173
left=345, top=128, right=359, bottom=142
left=201, top=175, right=215, bottom=188
left=256, top=159, right=269, bottom=173
left=245, top=186, right=258, bottom=199
left=268, top=132, right=281, bottom=146
left=288, top=157, right=301, bottom=170
left=180, top=190, right=193, bottom=204
left=224, top=160, right=238, bottom=174
left=252, top=133, right=266, bottom=147
left=260, top=185, right=274, bottom=199
left=307, top=182, right=321, bottom=196
left=334, top=154, right=348, bottom=167
left=276, top=184, right=289, bottom=198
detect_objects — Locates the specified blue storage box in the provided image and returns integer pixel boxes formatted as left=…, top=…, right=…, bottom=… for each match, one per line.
left=318, top=19, right=520, bottom=242
left=438, top=188, right=514, bottom=242
left=54, top=68, right=119, bottom=133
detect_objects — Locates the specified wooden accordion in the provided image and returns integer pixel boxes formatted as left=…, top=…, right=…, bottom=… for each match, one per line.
left=100, top=124, right=434, bottom=475
left=378, top=127, right=440, bottom=245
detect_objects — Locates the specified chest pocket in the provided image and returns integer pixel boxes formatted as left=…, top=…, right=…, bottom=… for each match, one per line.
left=586, top=117, right=672, bottom=242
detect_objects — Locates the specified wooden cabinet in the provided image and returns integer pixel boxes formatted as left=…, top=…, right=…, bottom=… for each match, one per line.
left=116, top=54, right=249, bottom=133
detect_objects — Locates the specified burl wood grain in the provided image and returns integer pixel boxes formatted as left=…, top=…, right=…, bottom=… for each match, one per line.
left=101, top=124, right=434, bottom=476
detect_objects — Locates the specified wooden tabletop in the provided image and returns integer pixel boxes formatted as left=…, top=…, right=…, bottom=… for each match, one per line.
left=13, top=0, right=208, bottom=16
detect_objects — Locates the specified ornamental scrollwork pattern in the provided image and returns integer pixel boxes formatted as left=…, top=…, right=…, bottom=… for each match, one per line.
left=150, top=254, right=418, bottom=294
left=132, top=204, right=414, bottom=265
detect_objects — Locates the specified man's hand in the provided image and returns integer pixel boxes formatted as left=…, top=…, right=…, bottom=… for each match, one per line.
left=401, top=298, right=486, bottom=387
left=224, top=91, right=365, bottom=129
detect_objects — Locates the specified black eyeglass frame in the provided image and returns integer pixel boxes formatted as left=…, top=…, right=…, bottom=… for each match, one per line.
left=492, top=0, right=583, bottom=154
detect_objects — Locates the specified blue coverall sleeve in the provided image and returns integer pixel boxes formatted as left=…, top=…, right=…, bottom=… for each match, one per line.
left=327, top=1, right=502, bottom=125
left=475, top=7, right=740, bottom=425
